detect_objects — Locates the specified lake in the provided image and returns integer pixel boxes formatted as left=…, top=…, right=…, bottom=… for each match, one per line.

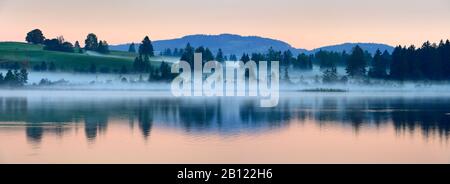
left=0, top=90, right=449, bottom=163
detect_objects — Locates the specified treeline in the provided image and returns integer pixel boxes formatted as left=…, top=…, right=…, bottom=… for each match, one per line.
left=130, top=36, right=175, bottom=81
left=157, top=39, right=449, bottom=82
left=159, top=48, right=185, bottom=57
left=390, top=40, right=450, bottom=80
left=26, top=29, right=109, bottom=54
left=0, top=69, right=28, bottom=86
left=315, top=40, right=450, bottom=83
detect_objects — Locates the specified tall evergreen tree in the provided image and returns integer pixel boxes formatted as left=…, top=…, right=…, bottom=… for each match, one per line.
left=215, top=49, right=224, bottom=62
left=97, top=40, right=110, bottom=54
left=128, top=43, right=136, bottom=53
left=74, top=41, right=82, bottom=53
left=282, top=50, right=293, bottom=66
left=139, top=36, right=154, bottom=57
left=159, top=61, right=172, bottom=80
left=240, top=53, right=250, bottom=63
left=4, top=70, right=15, bottom=85
left=295, top=53, right=312, bottom=70
left=442, top=40, right=450, bottom=79
left=346, top=45, right=367, bottom=77
left=229, top=54, right=238, bottom=61
left=368, top=50, right=388, bottom=78
left=203, top=48, right=214, bottom=62
left=180, top=43, right=195, bottom=65
left=18, top=68, right=28, bottom=85
left=322, top=67, right=338, bottom=84
left=390, top=46, right=407, bottom=80
left=74, top=41, right=80, bottom=49
left=420, top=41, right=441, bottom=80
left=266, top=47, right=281, bottom=62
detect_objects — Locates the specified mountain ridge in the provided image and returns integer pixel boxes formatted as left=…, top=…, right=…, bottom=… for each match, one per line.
left=110, top=33, right=394, bottom=56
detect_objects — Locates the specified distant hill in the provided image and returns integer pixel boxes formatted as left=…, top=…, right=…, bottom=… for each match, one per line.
left=110, top=34, right=394, bottom=56
left=310, top=43, right=394, bottom=55
left=111, top=34, right=304, bottom=56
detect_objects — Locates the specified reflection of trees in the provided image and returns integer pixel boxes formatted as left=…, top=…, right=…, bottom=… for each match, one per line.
left=390, top=99, right=450, bottom=138
left=1, top=96, right=450, bottom=144
left=84, top=115, right=108, bottom=141
left=25, top=125, right=43, bottom=144
left=136, top=100, right=153, bottom=139
left=178, top=99, right=216, bottom=131
left=239, top=99, right=291, bottom=128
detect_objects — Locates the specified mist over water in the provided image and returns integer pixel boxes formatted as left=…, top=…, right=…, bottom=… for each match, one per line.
left=4, top=69, right=450, bottom=94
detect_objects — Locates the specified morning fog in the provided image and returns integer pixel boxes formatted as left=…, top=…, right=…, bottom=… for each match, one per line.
left=171, top=53, right=279, bottom=107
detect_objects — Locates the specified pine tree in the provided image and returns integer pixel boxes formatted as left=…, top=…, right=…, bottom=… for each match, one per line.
left=282, top=50, right=293, bottom=66
left=322, top=67, right=338, bottom=83
left=390, top=46, right=407, bottom=80
left=159, top=61, right=172, bottom=80
left=139, top=36, right=154, bottom=57
left=346, top=45, right=367, bottom=77
left=128, top=43, right=136, bottom=53
left=203, top=48, right=214, bottom=62
left=97, top=40, right=110, bottom=54
left=420, top=41, right=441, bottom=80
left=368, top=50, right=387, bottom=78
left=74, top=41, right=81, bottom=53
left=180, top=43, right=195, bottom=65
left=229, top=54, right=237, bottom=61
left=295, top=53, right=312, bottom=70
left=215, top=49, right=224, bottom=62
left=18, top=68, right=28, bottom=85
left=240, top=53, right=250, bottom=63
left=4, top=70, right=15, bottom=85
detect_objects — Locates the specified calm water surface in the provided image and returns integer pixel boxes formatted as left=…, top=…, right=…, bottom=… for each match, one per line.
left=0, top=90, right=449, bottom=163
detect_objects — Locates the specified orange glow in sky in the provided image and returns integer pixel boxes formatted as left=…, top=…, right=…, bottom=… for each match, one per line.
left=0, top=0, right=449, bottom=49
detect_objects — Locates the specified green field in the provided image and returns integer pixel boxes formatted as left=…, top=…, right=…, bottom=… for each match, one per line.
left=0, top=42, right=177, bottom=72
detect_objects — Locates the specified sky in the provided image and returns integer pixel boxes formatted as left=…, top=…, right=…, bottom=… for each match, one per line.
left=0, top=0, right=449, bottom=50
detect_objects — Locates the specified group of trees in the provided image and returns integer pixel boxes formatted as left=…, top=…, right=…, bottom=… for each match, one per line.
left=390, top=40, right=450, bottom=80
left=131, top=36, right=173, bottom=81
left=84, top=33, right=110, bottom=54
left=26, top=29, right=110, bottom=54
left=0, top=69, right=28, bottom=86
left=317, top=46, right=380, bottom=83
left=173, top=40, right=450, bottom=83
left=43, top=36, right=75, bottom=52
left=159, top=48, right=185, bottom=57
left=133, top=36, right=154, bottom=73
left=318, top=40, right=450, bottom=83
left=26, top=29, right=74, bottom=52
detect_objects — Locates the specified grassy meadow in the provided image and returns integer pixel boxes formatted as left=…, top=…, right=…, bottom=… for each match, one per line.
left=0, top=42, right=177, bottom=73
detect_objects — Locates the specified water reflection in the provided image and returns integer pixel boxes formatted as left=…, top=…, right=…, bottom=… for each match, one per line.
left=0, top=95, right=450, bottom=145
